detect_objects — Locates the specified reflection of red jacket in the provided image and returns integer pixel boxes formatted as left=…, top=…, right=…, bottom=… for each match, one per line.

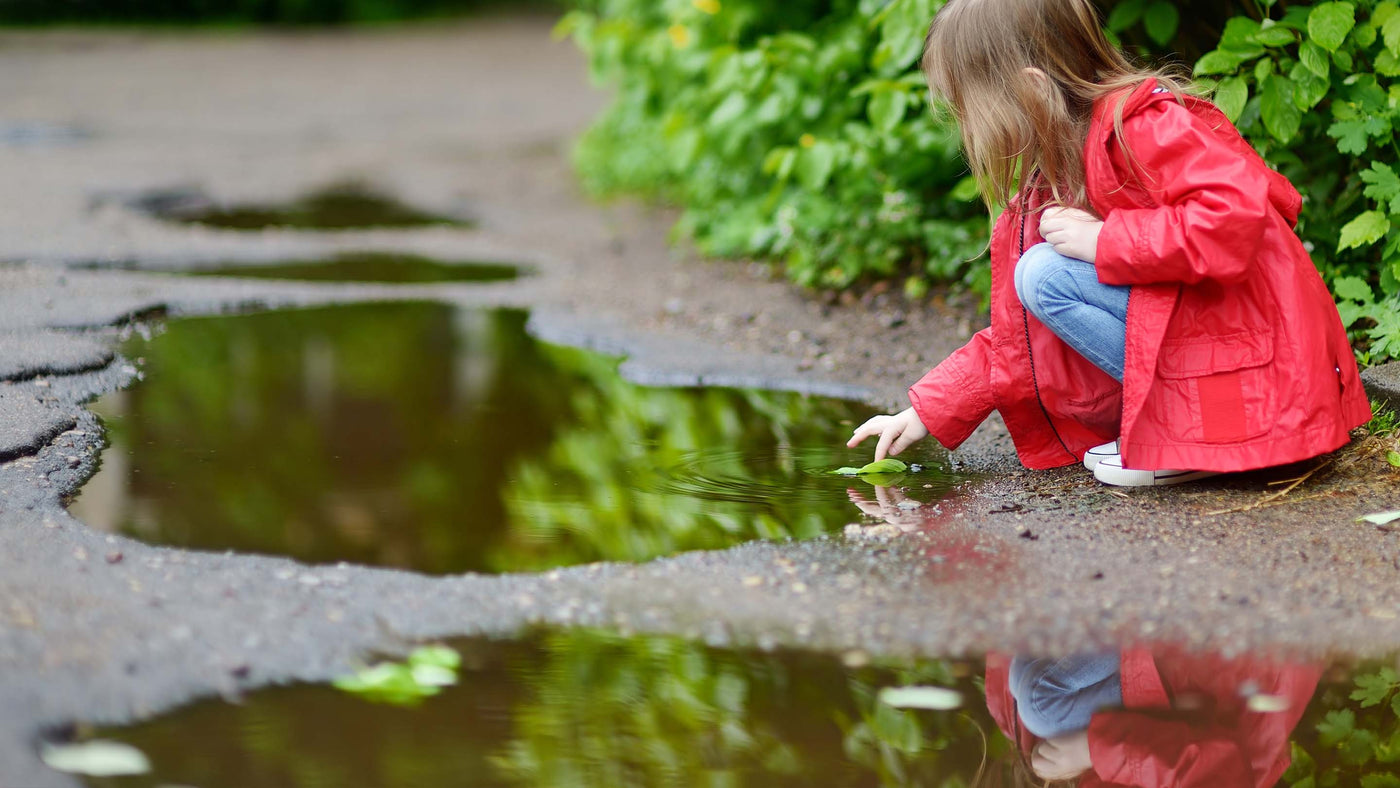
left=985, top=650, right=1321, bottom=787
left=910, top=79, right=1370, bottom=472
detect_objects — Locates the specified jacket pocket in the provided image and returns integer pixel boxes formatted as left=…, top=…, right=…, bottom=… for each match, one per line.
left=1153, top=330, right=1275, bottom=444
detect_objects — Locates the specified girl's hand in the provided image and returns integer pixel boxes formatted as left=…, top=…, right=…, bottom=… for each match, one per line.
left=1039, top=207, right=1103, bottom=263
left=1031, top=732, right=1093, bottom=781
left=846, top=407, right=929, bottom=461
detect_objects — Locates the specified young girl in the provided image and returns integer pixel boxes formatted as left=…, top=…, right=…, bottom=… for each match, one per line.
left=848, top=0, right=1372, bottom=486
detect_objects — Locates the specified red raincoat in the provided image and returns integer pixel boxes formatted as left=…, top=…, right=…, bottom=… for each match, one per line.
left=910, top=80, right=1371, bottom=472
left=984, top=650, right=1321, bottom=787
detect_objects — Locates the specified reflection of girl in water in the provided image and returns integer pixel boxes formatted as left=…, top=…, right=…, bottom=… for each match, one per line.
left=981, top=650, right=1321, bottom=786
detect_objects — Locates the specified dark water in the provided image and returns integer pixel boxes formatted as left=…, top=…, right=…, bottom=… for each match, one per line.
left=70, top=302, right=958, bottom=573
left=61, top=631, right=1400, bottom=788
left=136, top=182, right=471, bottom=230
left=87, top=253, right=520, bottom=284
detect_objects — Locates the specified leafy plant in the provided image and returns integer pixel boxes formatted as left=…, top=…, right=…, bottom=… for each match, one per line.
left=558, top=0, right=989, bottom=298
left=1189, top=0, right=1400, bottom=362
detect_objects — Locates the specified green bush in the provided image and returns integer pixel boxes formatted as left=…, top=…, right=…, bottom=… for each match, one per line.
left=565, top=0, right=1400, bottom=363
left=558, top=0, right=988, bottom=296
left=1191, top=0, right=1400, bottom=363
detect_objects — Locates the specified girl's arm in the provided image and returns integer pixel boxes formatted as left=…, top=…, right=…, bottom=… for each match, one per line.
left=1093, top=100, right=1276, bottom=287
left=906, top=327, right=997, bottom=449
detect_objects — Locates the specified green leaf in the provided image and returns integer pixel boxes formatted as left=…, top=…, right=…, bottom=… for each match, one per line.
left=1359, top=510, right=1400, bottom=525
left=831, top=458, right=910, bottom=476
left=1389, top=450, right=1400, bottom=467
left=1260, top=75, right=1302, bottom=143
left=1362, top=775, right=1400, bottom=788
left=950, top=175, right=981, bottom=202
left=1386, top=13, right=1400, bottom=55
left=796, top=141, right=837, bottom=190
left=1107, top=0, right=1147, bottom=33
left=1143, top=1, right=1179, bottom=46
left=1319, top=709, right=1356, bottom=747
left=1309, top=2, right=1358, bottom=52
left=1291, top=68, right=1330, bottom=110
left=1300, top=40, right=1331, bottom=78
left=1340, top=211, right=1390, bottom=251
left=1352, top=671, right=1398, bottom=707
left=1195, top=48, right=1257, bottom=75
left=1334, top=275, right=1376, bottom=303
left=1213, top=76, right=1249, bottom=121
left=1329, top=118, right=1372, bottom=155
left=1221, top=16, right=1263, bottom=49
left=1377, top=0, right=1400, bottom=29
left=868, top=88, right=909, bottom=134
left=1255, top=26, right=1298, bottom=46
left=1378, top=49, right=1400, bottom=76
left=707, top=93, right=749, bottom=129
left=1362, top=163, right=1400, bottom=213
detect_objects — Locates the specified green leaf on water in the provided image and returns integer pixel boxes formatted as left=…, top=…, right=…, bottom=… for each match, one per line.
left=831, top=458, right=909, bottom=476
left=333, top=644, right=461, bottom=706
left=1359, top=510, right=1400, bottom=525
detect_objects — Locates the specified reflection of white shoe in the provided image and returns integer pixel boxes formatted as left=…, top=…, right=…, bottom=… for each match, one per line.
left=1082, top=441, right=1119, bottom=472
left=1093, top=455, right=1220, bottom=487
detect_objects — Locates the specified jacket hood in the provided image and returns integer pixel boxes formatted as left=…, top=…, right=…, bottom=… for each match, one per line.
left=1089, top=78, right=1302, bottom=226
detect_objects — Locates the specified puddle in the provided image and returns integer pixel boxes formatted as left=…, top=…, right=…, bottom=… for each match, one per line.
left=54, top=631, right=1400, bottom=787
left=86, top=253, right=521, bottom=284
left=70, top=302, right=959, bottom=573
left=136, top=181, right=471, bottom=230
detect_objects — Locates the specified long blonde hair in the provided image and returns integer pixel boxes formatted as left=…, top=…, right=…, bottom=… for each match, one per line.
left=922, top=0, right=1192, bottom=213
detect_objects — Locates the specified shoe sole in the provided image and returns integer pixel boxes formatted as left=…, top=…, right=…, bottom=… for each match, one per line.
left=1094, top=464, right=1220, bottom=487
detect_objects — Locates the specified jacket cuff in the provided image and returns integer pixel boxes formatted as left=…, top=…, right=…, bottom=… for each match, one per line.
left=908, top=365, right=988, bottom=451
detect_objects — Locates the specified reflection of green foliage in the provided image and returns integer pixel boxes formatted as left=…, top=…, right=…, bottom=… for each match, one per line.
left=1287, top=665, right=1400, bottom=787
left=493, top=630, right=1001, bottom=788
left=157, top=182, right=471, bottom=231
left=90, top=630, right=1006, bottom=788
left=494, top=342, right=876, bottom=570
left=93, top=302, right=887, bottom=574
left=191, top=253, right=518, bottom=284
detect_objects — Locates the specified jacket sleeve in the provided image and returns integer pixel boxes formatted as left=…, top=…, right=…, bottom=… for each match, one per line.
left=908, top=328, right=995, bottom=450
left=1094, top=100, right=1274, bottom=287
left=1087, top=713, right=1256, bottom=787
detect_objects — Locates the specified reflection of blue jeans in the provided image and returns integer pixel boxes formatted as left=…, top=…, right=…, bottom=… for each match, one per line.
left=1014, top=243, right=1131, bottom=383
left=1009, top=653, right=1123, bottom=739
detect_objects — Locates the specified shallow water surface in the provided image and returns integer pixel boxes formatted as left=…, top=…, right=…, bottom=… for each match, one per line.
left=59, top=632, right=1398, bottom=788
left=137, top=181, right=471, bottom=230
left=70, top=302, right=958, bottom=573
left=87, top=253, right=521, bottom=284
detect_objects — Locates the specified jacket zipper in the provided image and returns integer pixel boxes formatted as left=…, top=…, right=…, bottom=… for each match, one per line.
left=1017, top=206, right=1078, bottom=464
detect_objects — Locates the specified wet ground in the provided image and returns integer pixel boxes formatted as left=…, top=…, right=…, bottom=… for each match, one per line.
left=0, top=13, right=1398, bottom=787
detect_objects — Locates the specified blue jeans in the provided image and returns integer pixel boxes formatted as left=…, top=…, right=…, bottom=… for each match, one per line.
left=1014, top=243, right=1131, bottom=383
left=1009, top=653, right=1124, bottom=739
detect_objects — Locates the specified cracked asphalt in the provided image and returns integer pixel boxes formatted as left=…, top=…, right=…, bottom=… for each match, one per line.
left=1, top=15, right=1399, bottom=787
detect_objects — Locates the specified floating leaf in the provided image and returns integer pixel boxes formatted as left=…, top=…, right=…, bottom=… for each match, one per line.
left=1360, top=510, right=1400, bottom=525
left=879, top=685, right=964, bottom=710
left=832, top=458, right=910, bottom=476
left=40, top=740, right=151, bottom=777
left=333, top=645, right=461, bottom=706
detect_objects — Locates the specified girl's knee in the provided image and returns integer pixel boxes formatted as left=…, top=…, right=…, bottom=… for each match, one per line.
left=1014, top=242, right=1064, bottom=314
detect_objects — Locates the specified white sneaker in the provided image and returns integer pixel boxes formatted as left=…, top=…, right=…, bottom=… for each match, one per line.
left=1083, top=441, right=1119, bottom=472
left=1092, top=455, right=1220, bottom=487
